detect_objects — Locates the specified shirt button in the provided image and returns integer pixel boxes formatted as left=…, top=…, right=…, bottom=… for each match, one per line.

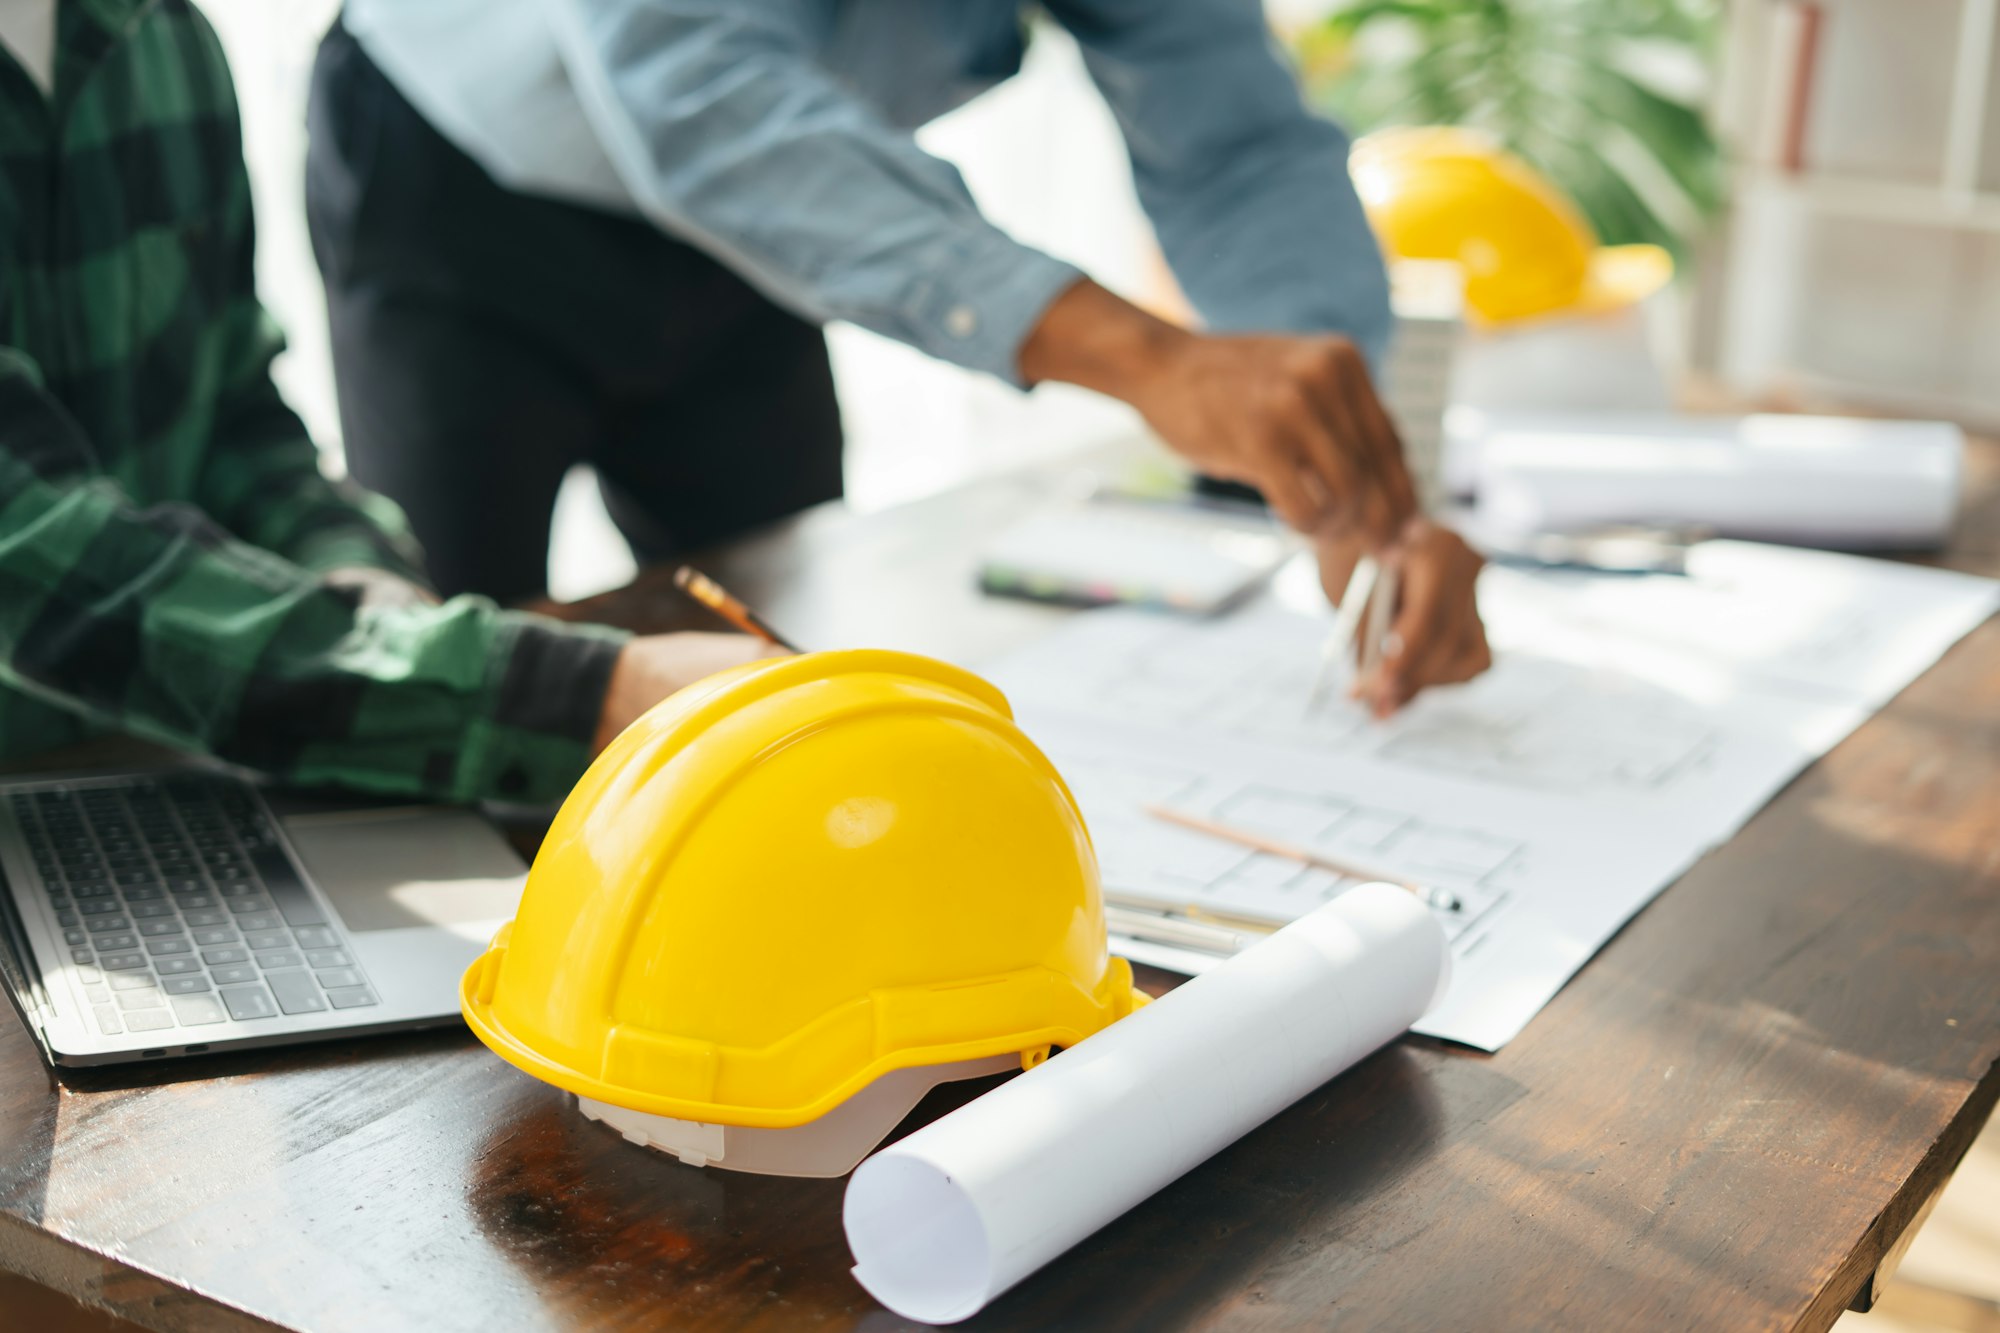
left=945, top=305, right=979, bottom=338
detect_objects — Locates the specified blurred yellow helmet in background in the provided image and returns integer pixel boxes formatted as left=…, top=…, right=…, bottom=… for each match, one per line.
left=1351, top=126, right=1673, bottom=324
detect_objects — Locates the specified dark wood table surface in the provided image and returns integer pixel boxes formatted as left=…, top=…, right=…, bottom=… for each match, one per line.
left=2, top=439, right=1997, bottom=1332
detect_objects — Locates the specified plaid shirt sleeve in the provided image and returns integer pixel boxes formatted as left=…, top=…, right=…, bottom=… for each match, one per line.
left=0, top=372, right=627, bottom=804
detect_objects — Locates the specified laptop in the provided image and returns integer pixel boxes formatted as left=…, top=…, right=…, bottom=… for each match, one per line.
left=0, top=768, right=529, bottom=1067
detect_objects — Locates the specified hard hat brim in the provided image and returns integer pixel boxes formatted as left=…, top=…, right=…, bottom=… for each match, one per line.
left=462, top=947, right=1147, bottom=1130
left=1574, top=243, right=1674, bottom=316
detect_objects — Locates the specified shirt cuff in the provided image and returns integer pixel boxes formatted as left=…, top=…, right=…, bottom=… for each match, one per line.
left=453, top=613, right=630, bottom=805
left=899, top=233, right=1084, bottom=387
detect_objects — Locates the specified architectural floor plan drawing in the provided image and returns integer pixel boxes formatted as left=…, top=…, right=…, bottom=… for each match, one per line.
left=1049, top=748, right=1520, bottom=944
left=1009, top=601, right=1722, bottom=793
left=988, top=542, right=2000, bottom=1050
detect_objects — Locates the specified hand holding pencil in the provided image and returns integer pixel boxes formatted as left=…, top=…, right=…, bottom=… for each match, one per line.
left=1311, top=516, right=1491, bottom=718
left=589, top=568, right=802, bottom=754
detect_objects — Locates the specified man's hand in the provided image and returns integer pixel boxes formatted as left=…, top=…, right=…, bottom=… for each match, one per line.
left=593, top=632, right=789, bottom=753
left=1020, top=279, right=1486, bottom=713
left=1018, top=280, right=1415, bottom=546
left=1317, top=518, right=1491, bottom=718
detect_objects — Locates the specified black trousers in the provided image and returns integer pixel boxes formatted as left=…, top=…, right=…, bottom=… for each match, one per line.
left=305, top=22, right=846, bottom=605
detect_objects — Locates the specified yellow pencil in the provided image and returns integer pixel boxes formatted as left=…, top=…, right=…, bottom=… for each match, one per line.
left=673, top=565, right=803, bottom=652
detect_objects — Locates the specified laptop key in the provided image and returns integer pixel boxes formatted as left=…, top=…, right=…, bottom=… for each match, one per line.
left=85, top=915, right=131, bottom=933
left=62, top=928, right=87, bottom=946
left=226, top=897, right=274, bottom=915
left=292, top=926, right=339, bottom=951
left=123, top=886, right=164, bottom=901
left=314, top=967, right=362, bottom=990
left=110, top=971, right=156, bottom=991
left=257, top=950, right=303, bottom=970
left=266, top=970, right=327, bottom=1015
left=155, top=957, right=201, bottom=976
left=78, top=899, right=121, bottom=915
left=303, top=949, right=351, bottom=969
left=182, top=910, right=226, bottom=926
left=235, top=912, right=282, bottom=932
left=201, top=947, right=249, bottom=966
left=243, top=930, right=291, bottom=951
left=163, top=976, right=211, bottom=995
left=192, top=927, right=237, bottom=946
left=116, top=989, right=164, bottom=1010
left=145, top=938, right=191, bottom=956
left=55, top=910, right=78, bottom=927
left=70, top=948, right=94, bottom=965
left=93, top=1004, right=122, bottom=1035
left=99, top=952, right=146, bottom=971
left=128, top=902, right=175, bottom=919
left=138, top=919, right=184, bottom=937
left=94, top=932, right=137, bottom=950
left=325, top=986, right=379, bottom=1010
left=220, top=985, right=278, bottom=1021
left=211, top=963, right=258, bottom=985
left=125, top=1010, right=174, bottom=1032
left=170, top=994, right=226, bottom=1026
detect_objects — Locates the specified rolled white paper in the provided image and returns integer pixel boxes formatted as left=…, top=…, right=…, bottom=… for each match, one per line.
left=842, top=882, right=1450, bottom=1324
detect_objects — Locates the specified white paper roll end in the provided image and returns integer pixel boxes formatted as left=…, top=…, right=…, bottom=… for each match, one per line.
left=845, top=1154, right=992, bottom=1324
left=842, top=885, right=1451, bottom=1325
left=1294, top=882, right=1454, bottom=1019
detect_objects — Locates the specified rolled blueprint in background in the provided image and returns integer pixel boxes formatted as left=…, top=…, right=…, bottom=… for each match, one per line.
left=843, top=882, right=1450, bottom=1324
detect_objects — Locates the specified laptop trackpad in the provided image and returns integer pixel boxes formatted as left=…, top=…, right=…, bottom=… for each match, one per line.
left=280, top=809, right=527, bottom=936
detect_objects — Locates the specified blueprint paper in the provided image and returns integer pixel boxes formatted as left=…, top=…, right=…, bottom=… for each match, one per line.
left=844, top=885, right=1448, bottom=1325
left=986, top=542, right=1998, bottom=1051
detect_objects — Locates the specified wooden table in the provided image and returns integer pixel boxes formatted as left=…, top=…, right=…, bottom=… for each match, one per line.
left=3, top=439, right=1997, bottom=1332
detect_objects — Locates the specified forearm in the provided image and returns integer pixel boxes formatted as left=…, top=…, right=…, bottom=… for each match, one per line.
left=0, top=462, right=622, bottom=803
left=1015, top=278, right=1187, bottom=398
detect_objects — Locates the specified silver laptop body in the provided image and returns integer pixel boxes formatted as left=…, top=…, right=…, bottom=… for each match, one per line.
left=0, top=768, right=527, bottom=1067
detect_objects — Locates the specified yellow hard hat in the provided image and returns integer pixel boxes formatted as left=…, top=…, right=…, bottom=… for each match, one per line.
left=461, top=649, right=1144, bottom=1145
left=1351, top=125, right=1672, bottom=325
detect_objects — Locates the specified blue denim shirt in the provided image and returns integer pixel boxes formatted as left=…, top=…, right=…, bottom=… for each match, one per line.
left=346, top=0, right=1392, bottom=385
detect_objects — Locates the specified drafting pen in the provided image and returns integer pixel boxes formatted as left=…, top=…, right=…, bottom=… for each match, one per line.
left=1306, top=555, right=1380, bottom=715
left=673, top=565, right=803, bottom=652
left=1144, top=804, right=1463, bottom=914
left=1362, top=561, right=1399, bottom=687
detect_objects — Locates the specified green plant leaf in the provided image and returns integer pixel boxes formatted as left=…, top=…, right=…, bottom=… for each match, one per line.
left=1575, top=67, right=1725, bottom=214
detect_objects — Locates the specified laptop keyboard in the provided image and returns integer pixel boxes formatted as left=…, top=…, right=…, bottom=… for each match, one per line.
left=8, top=775, right=378, bottom=1038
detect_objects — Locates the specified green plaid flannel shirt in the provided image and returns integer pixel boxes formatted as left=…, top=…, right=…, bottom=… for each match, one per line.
left=0, top=0, right=628, bottom=802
